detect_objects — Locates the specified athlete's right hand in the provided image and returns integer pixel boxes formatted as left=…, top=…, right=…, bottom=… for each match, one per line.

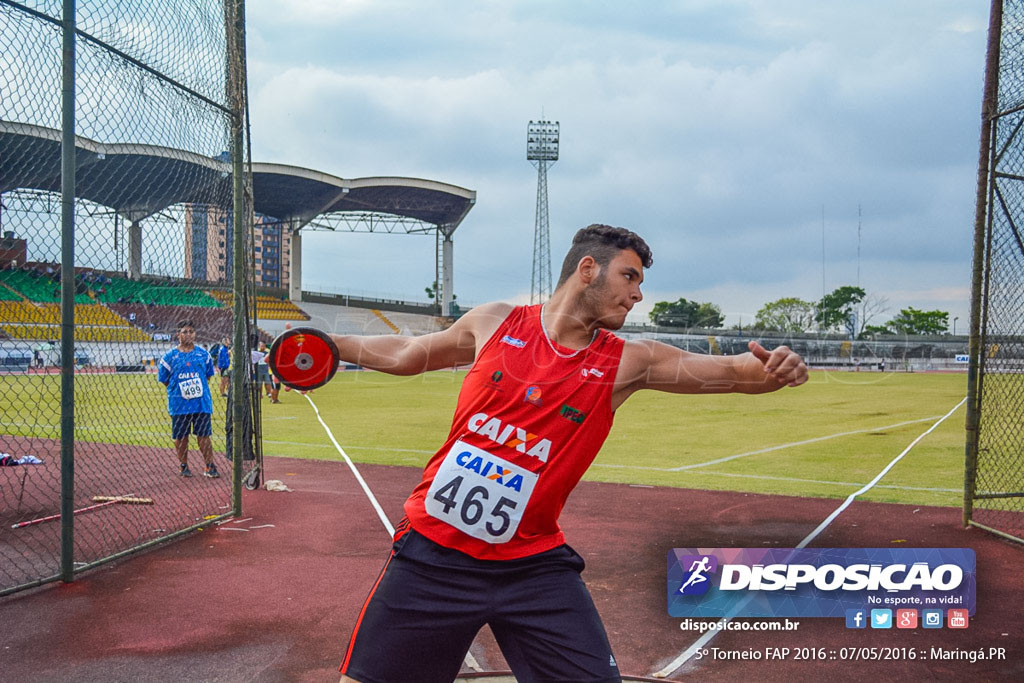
left=748, top=340, right=808, bottom=388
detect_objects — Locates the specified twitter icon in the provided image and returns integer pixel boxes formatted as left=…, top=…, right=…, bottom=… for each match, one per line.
left=870, top=609, right=892, bottom=629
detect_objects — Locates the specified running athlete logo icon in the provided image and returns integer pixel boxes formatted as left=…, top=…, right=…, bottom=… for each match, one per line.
left=677, top=554, right=718, bottom=596
left=524, top=385, right=543, bottom=406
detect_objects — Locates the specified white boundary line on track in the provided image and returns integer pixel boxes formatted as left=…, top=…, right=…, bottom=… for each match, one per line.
left=303, top=393, right=394, bottom=536
left=650, top=396, right=967, bottom=680
left=301, top=393, right=484, bottom=673
left=691, top=470, right=960, bottom=493
left=263, top=439, right=434, bottom=454
left=262, top=447, right=960, bottom=494
left=593, top=415, right=943, bottom=473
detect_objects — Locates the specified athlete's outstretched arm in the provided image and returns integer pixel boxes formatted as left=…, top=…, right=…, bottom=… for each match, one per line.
left=328, top=302, right=512, bottom=376
left=615, top=339, right=807, bottom=402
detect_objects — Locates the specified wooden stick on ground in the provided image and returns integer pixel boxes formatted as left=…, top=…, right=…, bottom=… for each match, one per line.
left=90, top=496, right=154, bottom=505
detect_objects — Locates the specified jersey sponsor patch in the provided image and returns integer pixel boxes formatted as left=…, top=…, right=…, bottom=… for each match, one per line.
left=500, top=335, right=527, bottom=348
left=424, top=440, right=538, bottom=543
left=466, top=412, right=553, bottom=462
left=559, top=404, right=586, bottom=424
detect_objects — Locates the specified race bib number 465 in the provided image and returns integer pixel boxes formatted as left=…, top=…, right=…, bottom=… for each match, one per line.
left=425, top=440, right=538, bottom=544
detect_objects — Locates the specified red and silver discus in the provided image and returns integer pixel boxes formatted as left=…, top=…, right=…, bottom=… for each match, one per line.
left=267, top=327, right=340, bottom=390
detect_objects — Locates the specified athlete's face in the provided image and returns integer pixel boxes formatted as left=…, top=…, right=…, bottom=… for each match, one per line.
left=178, top=326, right=196, bottom=348
left=584, top=249, right=644, bottom=330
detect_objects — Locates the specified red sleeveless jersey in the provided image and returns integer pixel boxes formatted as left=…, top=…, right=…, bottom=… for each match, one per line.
left=403, top=304, right=625, bottom=560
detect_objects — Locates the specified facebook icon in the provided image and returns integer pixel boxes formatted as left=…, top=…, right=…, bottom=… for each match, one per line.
left=846, top=609, right=867, bottom=629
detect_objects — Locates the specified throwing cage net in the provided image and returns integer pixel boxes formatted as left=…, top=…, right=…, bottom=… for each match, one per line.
left=0, top=0, right=258, bottom=595
left=965, top=0, right=1024, bottom=545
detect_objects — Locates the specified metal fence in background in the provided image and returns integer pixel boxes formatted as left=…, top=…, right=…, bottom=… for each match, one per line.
left=965, top=0, right=1024, bottom=545
left=0, top=0, right=255, bottom=595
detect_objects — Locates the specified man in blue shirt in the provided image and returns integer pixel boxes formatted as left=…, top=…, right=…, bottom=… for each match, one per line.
left=217, top=336, right=231, bottom=397
left=158, top=320, right=219, bottom=478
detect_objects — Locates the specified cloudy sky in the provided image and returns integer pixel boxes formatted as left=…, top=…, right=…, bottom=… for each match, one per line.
left=245, top=0, right=989, bottom=329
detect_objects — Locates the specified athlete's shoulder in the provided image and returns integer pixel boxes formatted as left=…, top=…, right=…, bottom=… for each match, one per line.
left=619, top=337, right=665, bottom=362
left=456, top=301, right=516, bottom=337
left=464, top=301, right=515, bottom=320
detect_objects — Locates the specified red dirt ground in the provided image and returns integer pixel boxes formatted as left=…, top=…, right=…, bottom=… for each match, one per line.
left=1, top=456, right=1021, bottom=681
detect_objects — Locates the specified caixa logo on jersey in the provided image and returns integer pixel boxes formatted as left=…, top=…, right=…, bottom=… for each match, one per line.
left=667, top=548, right=976, bottom=618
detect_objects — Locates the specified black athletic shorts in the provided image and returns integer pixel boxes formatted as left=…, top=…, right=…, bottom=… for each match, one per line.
left=340, top=526, right=621, bottom=683
left=171, top=412, right=212, bottom=440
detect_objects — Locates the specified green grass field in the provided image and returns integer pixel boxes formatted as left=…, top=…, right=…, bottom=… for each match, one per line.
left=257, top=369, right=969, bottom=507
left=0, top=372, right=230, bottom=449
left=0, top=369, right=969, bottom=507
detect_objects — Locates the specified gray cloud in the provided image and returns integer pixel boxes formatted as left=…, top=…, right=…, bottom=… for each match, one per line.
left=247, top=0, right=989, bottom=325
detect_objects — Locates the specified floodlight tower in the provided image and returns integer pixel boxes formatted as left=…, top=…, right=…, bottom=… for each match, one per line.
left=527, top=119, right=559, bottom=304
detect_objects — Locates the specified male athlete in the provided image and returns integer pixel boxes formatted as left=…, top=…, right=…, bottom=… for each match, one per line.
left=330, top=224, right=808, bottom=682
left=158, top=320, right=220, bottom=479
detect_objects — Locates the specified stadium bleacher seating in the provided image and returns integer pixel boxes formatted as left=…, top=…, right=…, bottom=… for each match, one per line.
left=0, top=265, right=222, bottom=307
left=0, top=266, right=293, bottom=349
left=255, top=297, right=310, bottom=320
left=0, top=323, right=152, bottom=342
left=0, top=301, right=59, bottom=324
left=0, top=268, right=80, bottom=302
left=289, top=301, right=447, bottom=337
left=0, top=283, right=22, bottom=301
left=107, top=303, right=270, bottom=344
left=0, top=265, right=456, bottom=349
left=208, top=290, right=311, bottom=320
left=0, top=301, right=154, bottom=342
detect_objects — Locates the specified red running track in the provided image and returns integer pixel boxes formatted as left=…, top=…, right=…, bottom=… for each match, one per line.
left=0, top=456, right=1021, bottom=681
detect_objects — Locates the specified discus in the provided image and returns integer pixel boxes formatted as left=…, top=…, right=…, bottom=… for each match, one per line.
left=267, top=327, right=340, bottom=390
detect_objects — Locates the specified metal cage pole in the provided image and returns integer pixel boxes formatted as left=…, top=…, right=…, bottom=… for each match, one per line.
left=59, top=0, right=77, bottom=583
left=227, top=0, right=248, bottom=515
left=964, top=0, right=1004, bottom=527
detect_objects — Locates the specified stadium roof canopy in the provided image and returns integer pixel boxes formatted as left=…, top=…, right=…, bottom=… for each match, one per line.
left=0, top=121, right=476, bottom=231
left=251, top=163, right=475, bottom=231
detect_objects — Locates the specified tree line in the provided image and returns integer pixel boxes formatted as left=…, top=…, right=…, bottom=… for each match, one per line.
left=649, top=286, right=951, bottom=337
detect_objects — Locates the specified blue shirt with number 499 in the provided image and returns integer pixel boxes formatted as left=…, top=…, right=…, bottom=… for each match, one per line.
left=159, top=347, right=214, bottom=416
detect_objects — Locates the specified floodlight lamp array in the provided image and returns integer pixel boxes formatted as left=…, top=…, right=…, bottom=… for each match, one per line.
left=527, top=120, right=559, bottom=161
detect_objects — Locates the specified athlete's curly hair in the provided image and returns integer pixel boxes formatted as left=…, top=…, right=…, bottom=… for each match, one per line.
left=556, top=224, right=653, bottom=288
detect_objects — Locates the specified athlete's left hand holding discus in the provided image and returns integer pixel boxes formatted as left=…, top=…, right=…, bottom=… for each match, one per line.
left=318, top=225, right=809, bottom=683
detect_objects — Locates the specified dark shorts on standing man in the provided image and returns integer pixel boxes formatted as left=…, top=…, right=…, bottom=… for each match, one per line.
left=340, top=526, right=621, bottom=683
left=171, top=412, right=212, bottom=440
